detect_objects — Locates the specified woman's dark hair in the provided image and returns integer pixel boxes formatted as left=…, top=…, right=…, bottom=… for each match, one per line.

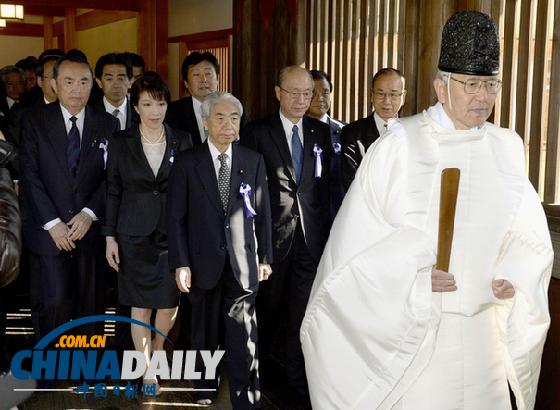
left=130, top=71, right=170, bottom=107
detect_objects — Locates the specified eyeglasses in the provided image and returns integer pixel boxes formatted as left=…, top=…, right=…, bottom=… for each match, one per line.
left=279, top=87, right=314, bottom=100
left=313, top=90, right=331, bottom=98
left=373, top=91, right=405, bottom=100
left=450, top=77, right=502, bottom=94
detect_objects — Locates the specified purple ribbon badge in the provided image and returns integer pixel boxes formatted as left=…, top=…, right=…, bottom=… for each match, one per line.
left=169, top=148, right=176, bottom=167
left=239, top=183, right=257, bottom=218
left=333, top=142, right=341, bottom=155
left=98, top=138, right=108, bottom=170
left=313, top=143, right=323, bottom=178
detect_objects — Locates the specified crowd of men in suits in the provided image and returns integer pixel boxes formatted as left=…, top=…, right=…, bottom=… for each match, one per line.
left=0, top=48, right=406, bottom=409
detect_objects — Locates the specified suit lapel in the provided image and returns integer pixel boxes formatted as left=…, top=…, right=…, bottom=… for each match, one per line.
left=126, top=124, right=155, bottom=179
left=195, top=143, right=223, bottom=214
left=270, top=113, right=296, bottom=182
left=46, top=104, right=73, bottom=182
left=155, top=124, right=178, bottom=181
left=126, top=97, right=133, bottom=129
left=301, top=116, right=319, bottom=185
left=366, top=113, right=380, bottom=145
left=187, top=97, right=202, bottom=145
left=77, top=106, right=95, bottom=178
left=227, top=144, right=243, bottom=214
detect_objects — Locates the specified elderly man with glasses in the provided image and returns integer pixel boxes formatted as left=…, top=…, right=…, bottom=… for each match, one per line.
left=302, top=11, right=552, bottom=410
left=341, top=67, right=406, bottom=191
left=241, top=65, right=332, bottom=409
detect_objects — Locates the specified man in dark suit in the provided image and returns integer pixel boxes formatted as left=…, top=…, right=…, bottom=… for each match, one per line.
left=168, top=92, right=272, bottom=408
left=240, top=65, right=331, bottom=408
left=20, top=55, right=119, bottom=338
left=166, top=52, right=220, bottom=146
left=307, top=69, right=346, bottom=218
left=341, top=68, right=406, bottom=190
left=93, top=53, right=134, bottom=130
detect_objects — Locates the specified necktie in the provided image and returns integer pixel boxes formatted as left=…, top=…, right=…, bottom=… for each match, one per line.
left=112, top=109, right=121, bottom=130
left=217, top=153, right=230, bottom=212
left=67, top=116, right=80, bottom=178
left=291, top=124, right=303, bottom=184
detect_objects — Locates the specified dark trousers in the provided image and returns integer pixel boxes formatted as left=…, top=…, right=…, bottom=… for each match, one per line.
left=189, top=259, right=260, bottom=410
left=257, top=222, right=317, bottom=407
left=30, top=250, right=99, bottom=340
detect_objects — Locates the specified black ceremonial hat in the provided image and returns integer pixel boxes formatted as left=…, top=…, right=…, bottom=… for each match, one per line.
left=438, top=11, right=500, bottom=76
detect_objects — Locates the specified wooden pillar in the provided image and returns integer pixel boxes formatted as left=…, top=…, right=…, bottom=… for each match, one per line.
left=63, top=8, right=76, bottom=51
left=415, top=0, right=457, bottom=113
left=138, top=0, right=168, bottom=81
left=43, top=16, right=53, bottom=50
left=233, top=0, right=307, bottom=120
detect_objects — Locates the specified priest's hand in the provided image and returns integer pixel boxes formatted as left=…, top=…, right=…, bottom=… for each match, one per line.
left=431, top=268, right=457, bottom=292
left=175, top=267, right=191, bottom=293
left=258, top=264, right=272, bottom=281
left=492, top=279, right=515, bottom=299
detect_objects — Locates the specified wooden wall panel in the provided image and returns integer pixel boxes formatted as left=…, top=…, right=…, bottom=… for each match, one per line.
left=528, top=0, right=549, bottom=191
left=544, top=0, right=560, bottom=203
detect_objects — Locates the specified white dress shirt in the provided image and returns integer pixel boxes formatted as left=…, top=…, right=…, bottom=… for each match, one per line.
left=279, top=110, right=304, bottom=154
left=103, top=96, right=128, bottom=130
left=6, top=97, right=16, bottom=109
left=192, top=97, right=207, bottom=143
left=208, top=139, right=232, bottom=181
left=43, top=104, right=97, bottom=230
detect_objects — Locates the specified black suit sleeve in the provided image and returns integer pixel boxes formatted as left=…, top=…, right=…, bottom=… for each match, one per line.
left=254, top=153, right=273, bottom=264
left=20, top=113, right=60, bottom=226
left=101, top=132, right=122, bottom=236
left=167, top=151, right=191, bottom=270
left=341, top=125, right=360, bottom=192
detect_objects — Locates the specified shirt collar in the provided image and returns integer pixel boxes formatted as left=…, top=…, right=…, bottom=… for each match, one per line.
left=428, top=102, right=484, bottom=131
left=192, top=97, right=203, bottom=113
left=318, top=113, right=329, bottom=124
left=279, top=110, right=303, bottom=138
left=373, top=111, right=393, bottom=132
left=6, top=97, right=15, bottom=109
left=103, top=96, right=127, bottom=114
left=59, top=103, right=85, bottom=124
left=208, top=139, right=232, bottom=162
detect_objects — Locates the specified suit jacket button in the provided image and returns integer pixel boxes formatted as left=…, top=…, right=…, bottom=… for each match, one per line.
left=225, top=223, right=230, bottom=229
left=68, top=210, right=73, bottom=214
left=153, top=190, right=159, bottom=196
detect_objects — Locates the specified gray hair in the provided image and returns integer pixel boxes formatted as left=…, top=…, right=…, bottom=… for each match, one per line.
left=0, top=65, right=25, bottom=82
left=277, top=65, right=313, bottom=88
left=436, top=69, right=451, bottom=84
left=200, top=91, right=244, bottom=119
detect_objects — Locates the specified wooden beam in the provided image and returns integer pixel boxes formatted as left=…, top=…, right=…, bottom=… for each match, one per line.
left=43, top=16, right=53, bottom=48
left=75, top=10, right=137, bottom=31
left=25, top=5, right=65, bottom=16
left=63, top=8, right=76, bottom=51
left=0, top=22, right=42, bottom=37
left=54, top=10, right=138, bottom=35
left=183, top=38, right=230, bottom=51
left=168, top=29, right=233, bottom=44
left=2, top=0, right=140, bottom=12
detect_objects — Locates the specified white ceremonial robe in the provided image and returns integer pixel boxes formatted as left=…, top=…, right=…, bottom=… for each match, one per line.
left=300, top=103, right=553, bottom=410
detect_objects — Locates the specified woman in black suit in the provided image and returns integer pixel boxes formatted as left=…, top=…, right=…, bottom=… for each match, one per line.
left=103, top=72, right=192, bottom=386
